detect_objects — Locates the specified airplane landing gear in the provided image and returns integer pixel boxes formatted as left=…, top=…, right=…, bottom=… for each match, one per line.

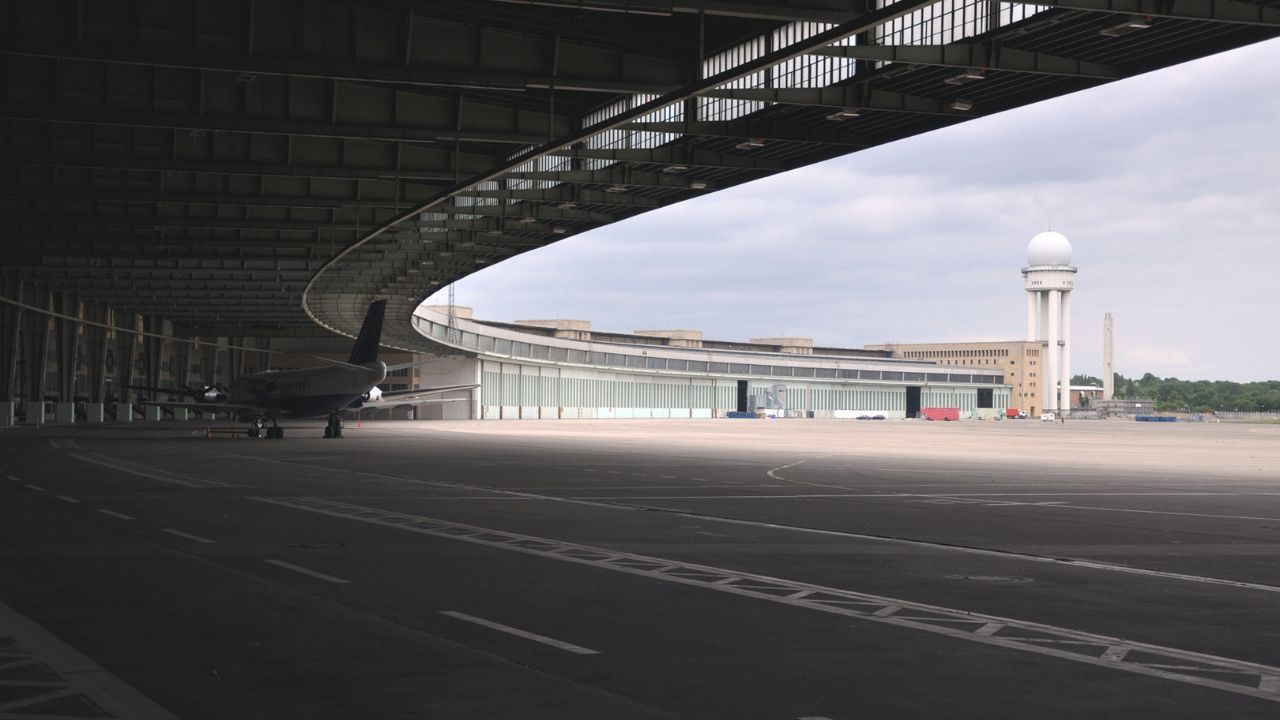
left=249, top=418, right=285, bottom=439
left=323, top=413, right=343, bottom=439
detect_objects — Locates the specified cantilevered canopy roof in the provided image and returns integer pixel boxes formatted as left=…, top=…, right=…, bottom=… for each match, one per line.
left=3, top=0, right=1277, bottom=347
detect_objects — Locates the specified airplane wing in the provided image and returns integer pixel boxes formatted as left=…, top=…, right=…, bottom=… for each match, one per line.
left=139, top=399, right=268, bottom=415
left=359, top=383, right=478, bottom=408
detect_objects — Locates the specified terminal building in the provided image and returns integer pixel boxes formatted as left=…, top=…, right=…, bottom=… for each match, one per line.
left=409, top=305, right=1011, bottom=421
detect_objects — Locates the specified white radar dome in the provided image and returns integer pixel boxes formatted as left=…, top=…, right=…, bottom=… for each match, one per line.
left=1026, top=231, right=1073, bottom=266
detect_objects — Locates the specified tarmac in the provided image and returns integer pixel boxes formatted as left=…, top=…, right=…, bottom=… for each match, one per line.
left=2, top=417, right=1279, bottom=719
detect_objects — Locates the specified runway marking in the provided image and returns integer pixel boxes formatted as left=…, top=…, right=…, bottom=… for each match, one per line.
left=440, top=611, right=600, bottom=655
left=254, top=496, right=1280, bottom=704
left=634, top=507, right=1280, bottom=595
left=0, top=598, right=181, bottom=719
left=55, top=495, right=80, bottom=504
left=97, top=509, right=135, bottom=521
left=26, top=484, right=46, bottom=492
left=162, top=528, right=217, bottom=544
left=68, top=452, right=242, bottom=488
left=7, top=475, right=22, bottom=482
left=264, top=559, right=351, bottom=584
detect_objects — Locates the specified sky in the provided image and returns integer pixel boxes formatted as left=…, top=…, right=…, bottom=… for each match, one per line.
left=432, top=37, right=1280, bottom=383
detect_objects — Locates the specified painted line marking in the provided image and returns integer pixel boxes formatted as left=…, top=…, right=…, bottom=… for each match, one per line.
left=440, top=611, right=599, bottom=655
left=263, top=559, right=350, bottom=584
left=97, top=509, right=135, bottom=521
left=255, top=497, right=1280, bottom=703
left=162, top=529, right=217, bottom=545
left=25, top=485, right=46, bottom=492
left=68, top=452, right=241, bottom=488
left=0, top=598, right=181, bottom=719
left=6, top=475, right=21, bottom=482
left=55, top=495, right=80, bottom=504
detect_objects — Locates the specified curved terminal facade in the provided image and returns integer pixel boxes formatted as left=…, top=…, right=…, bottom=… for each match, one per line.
left=410, top=306, right=1010, bottom=421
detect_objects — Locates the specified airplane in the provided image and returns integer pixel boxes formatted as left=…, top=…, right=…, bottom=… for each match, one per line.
left=136, top=300, right=476, bottom=439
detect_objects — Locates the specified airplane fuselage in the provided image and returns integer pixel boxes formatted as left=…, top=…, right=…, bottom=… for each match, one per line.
left=228, top=361, right=387, bottom=418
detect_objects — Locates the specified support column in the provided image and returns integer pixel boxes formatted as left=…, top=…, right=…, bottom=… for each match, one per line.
left=54, top=292, right=81, bottom=423
left=1045, top=290, right=1060, bottom=412
left=83, top=302, right=110, bottom=422
left=0, top=273, right=21, bottom=425
left=1060, top=290, right=1072, bottom=413
left=19, top=282, right=52, bottom=426
left=1038, top=292, right=1049, bottom=342
left=1025, top=291, right=1037, bottom=341
left=112, top=308, right=138, bottom=421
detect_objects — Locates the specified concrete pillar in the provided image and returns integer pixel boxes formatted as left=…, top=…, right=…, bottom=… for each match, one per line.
left=0, top=272, right=20, bottom=406
left=84, top=402, right=104, bottom=423
left=1026, top=291, right=1037, bottom=341
left=19, top=282, right=51, bottom=427
left=112, top=308, right=138, bottom=406
left=84, top=302, right=110, bottom=405
left=1046, top=290, right=1060, bottom=412
left=173, top=408, right=189, bottom=421
left=0, top=401, right=14, bottom=426
left=1060, top=290, right=1072, bottom=413
left=1038, top=292, right=1049, bottom=342
left=55, top=402, right=76, bottom=424
left=145, top=405, right=162, bottom=421
left=115, top=403, right=132, bottom=422
left=54, top=292, right=80, bottom=412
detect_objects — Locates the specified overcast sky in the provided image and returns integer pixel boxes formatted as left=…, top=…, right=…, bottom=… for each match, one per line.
left=435, top=38, right=1280, bottom=383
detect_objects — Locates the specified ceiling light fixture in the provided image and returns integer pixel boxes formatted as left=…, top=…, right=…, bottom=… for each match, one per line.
left=948, top=98, right=975, bottom=112
left=689, top=181, right=708, bottom=190
left=663, top=165, right=689, bottom=173
left=551, top=227, right=568, bottom=235
left=944, top=69, right=986, bottom=85
left=556, top=201, right=578, bottom=209
left=825, top=108, right=861, bottom=121
left=1100, top=16, right=1152, bottom=37
left=605, top=185, right=628, bottom=193
left=735, top=138, right=766, bottom=150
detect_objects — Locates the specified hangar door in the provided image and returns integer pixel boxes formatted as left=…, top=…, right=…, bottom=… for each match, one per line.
left=906, top=387, right=922, bottom=418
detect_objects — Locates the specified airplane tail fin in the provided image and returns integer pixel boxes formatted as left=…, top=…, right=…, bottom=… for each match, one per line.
left=347, top=300, right=387, bottom=365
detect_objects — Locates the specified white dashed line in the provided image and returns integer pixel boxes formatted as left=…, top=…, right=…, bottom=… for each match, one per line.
left=6, top=475, right=20, bottom=483
left=55, top=495, right=80, bottom=504
left=26, top=485, right=46, bottom=492
left=97, top=509, right=135, bottom=521
left=162, top=529, right=217, bottom=545
left=264, top=559, right=350, bottom=584
left=441, top=611, right=599, bottom=655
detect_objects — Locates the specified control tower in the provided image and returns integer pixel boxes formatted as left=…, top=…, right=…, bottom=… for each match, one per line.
left=1022, top=232, right=1077, bottom=414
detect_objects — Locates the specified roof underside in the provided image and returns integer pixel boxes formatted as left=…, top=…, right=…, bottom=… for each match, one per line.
left=3, top=0, right=1277, bottom=347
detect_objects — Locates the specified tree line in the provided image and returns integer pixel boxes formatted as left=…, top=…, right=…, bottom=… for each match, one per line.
left=1070, top=373, right=1280, bottom=413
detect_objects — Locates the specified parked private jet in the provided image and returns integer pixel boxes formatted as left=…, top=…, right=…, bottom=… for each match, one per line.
left=139, top=300, right=475, bottom=438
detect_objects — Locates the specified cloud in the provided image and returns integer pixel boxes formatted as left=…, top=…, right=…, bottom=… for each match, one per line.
left=440, top=38, right=1280, bottom=383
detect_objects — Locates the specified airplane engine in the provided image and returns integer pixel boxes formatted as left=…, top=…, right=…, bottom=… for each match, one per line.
left=347, top=386, right=382, bottom=409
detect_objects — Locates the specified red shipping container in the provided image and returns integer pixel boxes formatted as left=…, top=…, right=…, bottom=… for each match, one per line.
left=921, top=407, right=960, bottom=421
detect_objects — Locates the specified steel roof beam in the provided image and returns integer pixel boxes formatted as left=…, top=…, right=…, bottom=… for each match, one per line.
left=619, top=120, right=872, bottom=144
left=0, top=43, right=682, bottom=97
left=453, top=187, right=664, bottom=208
left=546, top=146, right=789, bottom=171
left=413, top=216, right=602, bottom=234
left=0, top=153, right=461, bottom=183
left=809, top=43, right=1117, bottom=79
left=699, top=86, right=965, bottom=116
left=0, top=187, right=413, bottom=211
left=2, top=107, right=555, bottom=146
left=424, top=204, right=621, bottom=223
left=492, top=0, right=861, bottom=23
left=1005, top=0, right=1280, bottom=26
left=502, top=167, right=719, bottom=188
left=0, top=215, right=374, bottom=234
